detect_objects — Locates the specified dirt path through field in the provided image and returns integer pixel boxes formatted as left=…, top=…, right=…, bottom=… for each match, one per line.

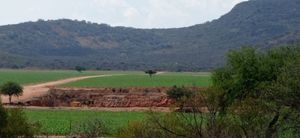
left=1, top=74, right=114, bottom=103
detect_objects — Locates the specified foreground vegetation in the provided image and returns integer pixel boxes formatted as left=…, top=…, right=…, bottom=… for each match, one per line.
left=62, top=73, right=211, bottom=88
left=116, top=46, right=300, bottom=138
left=0, top=106, right=39, bottom=138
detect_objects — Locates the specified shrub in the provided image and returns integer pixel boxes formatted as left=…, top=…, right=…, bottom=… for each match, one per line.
left=166, top=86, right=193, bottom=101
left=0, top=105, right=8, bottom=134
left=0, top=108, right=40, bottom=138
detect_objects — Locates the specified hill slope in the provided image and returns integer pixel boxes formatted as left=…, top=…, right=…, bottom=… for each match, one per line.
left=0, top=0, right=299, bottom=71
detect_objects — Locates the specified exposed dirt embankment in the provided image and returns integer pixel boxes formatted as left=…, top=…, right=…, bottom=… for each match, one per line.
left=24, top=87, right=204, bottom=107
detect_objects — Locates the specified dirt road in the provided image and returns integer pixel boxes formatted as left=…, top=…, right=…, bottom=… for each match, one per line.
left=1, top=75, right=112, bottom=103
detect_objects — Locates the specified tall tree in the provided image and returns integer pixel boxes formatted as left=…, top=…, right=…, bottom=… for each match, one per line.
left=0, top=82, right=23, bottom=104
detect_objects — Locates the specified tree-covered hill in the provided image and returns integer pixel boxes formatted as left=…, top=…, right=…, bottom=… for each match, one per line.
left=0, top=0, right=299, bottom=71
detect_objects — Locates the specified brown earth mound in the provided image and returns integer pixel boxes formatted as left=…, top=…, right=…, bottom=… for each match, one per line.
left=24, top=87, right=203, bottom=107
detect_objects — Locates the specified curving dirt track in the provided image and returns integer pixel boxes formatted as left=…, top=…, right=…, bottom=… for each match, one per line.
left=1, top=75, right=113, bottom=103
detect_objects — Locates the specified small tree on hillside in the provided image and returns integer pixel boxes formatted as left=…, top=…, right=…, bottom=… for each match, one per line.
left=0, top=82, right=23, bottom=104
left=145, top=70, right=157, bottom=77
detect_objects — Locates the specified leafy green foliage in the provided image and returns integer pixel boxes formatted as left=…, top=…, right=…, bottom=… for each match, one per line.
left=166, top=86, right=193, bottom=101
left=0, top=108, right=40, bottom=138
left=212, top=46, right=300, bottom=137
left=0, top=82, right=23, bottom=96
left=0, top=105, right=7, bottom=132
left=0, top=107, right=40, bottom=138
left=0, top=82, right=23, bottom=103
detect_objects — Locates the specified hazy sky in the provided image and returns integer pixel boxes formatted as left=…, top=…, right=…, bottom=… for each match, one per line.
left=0, top=0, right=247, bottom=28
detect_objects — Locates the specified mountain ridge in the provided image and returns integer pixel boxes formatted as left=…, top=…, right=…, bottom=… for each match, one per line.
left=0, top=0, right=299, bottom=71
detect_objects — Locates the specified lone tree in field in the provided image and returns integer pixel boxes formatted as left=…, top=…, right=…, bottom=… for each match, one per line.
left=0, top=82, right=23, bottom=104
left=145, top=70, right=157, bottom=77
left=75, top=66, right=86, bottom=73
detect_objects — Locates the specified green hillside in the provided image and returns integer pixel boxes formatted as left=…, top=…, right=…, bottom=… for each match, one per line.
left=0, top=0, right=299, bottom=71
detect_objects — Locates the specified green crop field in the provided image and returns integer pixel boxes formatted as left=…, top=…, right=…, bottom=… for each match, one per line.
left=22, top=108, right=297, bottom=137
left=0, top=70, right=143, bottom=85
left=0, top=70, right=99, bottom=85
left=62, top=73, right=212, bottom=88
left=0, top=70, right=211, bottom=87
left=24, top=109, right=148, bottom=135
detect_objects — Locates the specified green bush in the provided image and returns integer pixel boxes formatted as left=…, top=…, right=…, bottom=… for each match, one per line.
left=0, top=105, right=8, bottom=134
left=166, top=86, right=193, bottom=101
left=0, top=108, right=40, bottom=138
